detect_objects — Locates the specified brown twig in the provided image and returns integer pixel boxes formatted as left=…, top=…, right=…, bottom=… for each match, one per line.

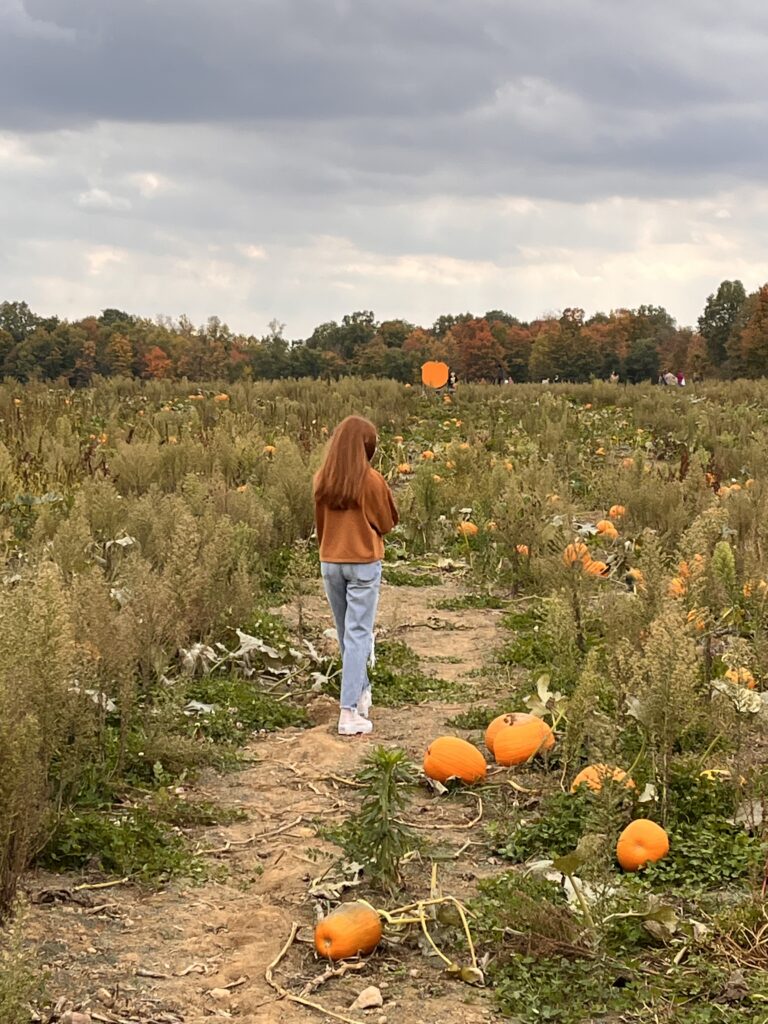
left=299, top=959, right=367, bottom=996
left=265, top=922, right=367, bottom=1024
left=202, top=815, right=303, bottom=855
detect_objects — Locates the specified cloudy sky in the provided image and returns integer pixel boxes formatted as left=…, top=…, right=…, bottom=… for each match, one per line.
left=1, top=0, right=767, bottom=338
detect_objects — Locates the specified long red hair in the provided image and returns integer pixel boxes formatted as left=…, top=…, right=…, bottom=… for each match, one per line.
left=314, top=415, right=377, bottom=510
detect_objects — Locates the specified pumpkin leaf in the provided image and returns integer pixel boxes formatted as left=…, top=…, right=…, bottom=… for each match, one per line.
left=711, top=679, right=762, bottom=714
left=444, top=963, right=485, bottom=987
left=552, top=850, right=585, bottom=876
left=642, top=903, right=679, bottom=942
left=637, top=783, right=658, bottom=804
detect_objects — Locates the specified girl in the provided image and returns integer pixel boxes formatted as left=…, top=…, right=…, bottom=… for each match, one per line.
left=313, top=416, right=399, bottom=736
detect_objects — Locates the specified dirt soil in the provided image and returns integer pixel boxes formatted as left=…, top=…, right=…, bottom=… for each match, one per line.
left=20, top=581, right=511, bottom=1024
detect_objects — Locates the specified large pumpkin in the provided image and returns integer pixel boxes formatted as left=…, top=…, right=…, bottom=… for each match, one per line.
left=571, top=764, right=636, bottom=793
left=485, top=712, right=538, bottom=755
left=616, top=819, right=669, bottom=871
left=314, top=902, right=383, bottom=961
left=423, top=736, right=487, bottom=784
left=494, top=719, right=554, bottom=766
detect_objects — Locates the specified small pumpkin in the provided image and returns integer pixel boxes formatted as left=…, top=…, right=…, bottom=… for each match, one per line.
left=484, top=712, right=539, bottom=754
left=421, top=450, right=435, bottom=461
left=423, top=736, right=487, bottom=784
left=457, top=522, right=479, bottom=537
left=314, top=902, right=383, bottom=961
left=494, top=719, right=555, bottom=766
left=595, top=519, right=619, bottom=540
left=563, top=542, right=590, bottom=567
left=608, top=504, right=626, bottom=519
left=724, top=667, right=757, bottom=690
left=263, top=444, right=276, bottom=455
left=397, top=463, right=413, bottom=475
left=668, top=577, right=686, bottom=597
left=583, top=559, right=609, bottom=577
left=571, top=764, right=636, bottom=793
left=515, top=544, right=529, bottom=556
left=616, top=819, right=669, bottom=871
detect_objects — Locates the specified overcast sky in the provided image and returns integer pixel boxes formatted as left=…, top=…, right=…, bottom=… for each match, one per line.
left=1, top=0, right=767, bottom=338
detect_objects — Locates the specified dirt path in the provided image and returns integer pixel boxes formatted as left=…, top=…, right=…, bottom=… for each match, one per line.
left=22, top=582, right=507, bottom=1024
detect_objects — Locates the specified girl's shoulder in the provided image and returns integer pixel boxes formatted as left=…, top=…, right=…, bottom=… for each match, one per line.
left=366, top=467, right=391, bottom=491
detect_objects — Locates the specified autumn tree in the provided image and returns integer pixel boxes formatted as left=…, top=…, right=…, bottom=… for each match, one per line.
left=143, top=346, right=172, bottom=379
left=446, top=318, right=506, bottom=381
left=733, top=285, right=768, bottom=378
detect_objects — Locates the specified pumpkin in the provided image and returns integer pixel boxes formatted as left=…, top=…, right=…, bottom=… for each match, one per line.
left=421, top=450, right=435, bottom=461
left=583, top=559, right=609, bottom=577
left=457, top=522, right=479, bottom=537
left=432, top=474, right=443, bottom=483
left=595, top=520, right=619, bottom=540
left=621, top=457, right=635, bottom=469
left=394, top=435, right=404, bottom=444
left=397, top=463, right=413, bottom=475
left=423, top=736, right=487, bottom=784
left=563, top=542, right=590, bottom=567
left=494, top=719, right=555, bottom=766
left=263, top=444, right=276, bottom=455
left=459, top=442, right=471, bottom=451
left=608, top=504, right=626, bottom=519
left=724, top=667, right=757, bottom=690
left=571, top=764, right=636, bottom=793
left=314, top=902, right=383, bottom=961
left=668, top=577, right=686, bottom=597
left=421, top=361, right=450, bottom=389
left=484, top=712, right=539, bottom=754
left=616, top=819, right=669, bottom=871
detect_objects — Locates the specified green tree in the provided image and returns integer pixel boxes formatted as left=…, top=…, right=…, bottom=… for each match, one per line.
left=698, top=280, right=747, bottom=370
left=624, top=337, right=659, bottom=382
left=0, top=301, right=39, bottom=343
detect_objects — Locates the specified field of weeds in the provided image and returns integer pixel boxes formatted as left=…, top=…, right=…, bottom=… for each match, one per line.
left=1, top=377, right=768, bottom=1024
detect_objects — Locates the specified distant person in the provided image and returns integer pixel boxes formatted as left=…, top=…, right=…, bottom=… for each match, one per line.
left=664, top=371, right=678, bottom=386
left=313, top=416, right=398, bottom=736
left=447, top=369, right=457, bottom=393
left=677, top=371, right=686, bottom=386
left=609, top=371, right=619, bottom=384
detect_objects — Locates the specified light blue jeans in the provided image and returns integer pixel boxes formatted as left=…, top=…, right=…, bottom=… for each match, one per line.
left=321, top=561, right=382, bottom=710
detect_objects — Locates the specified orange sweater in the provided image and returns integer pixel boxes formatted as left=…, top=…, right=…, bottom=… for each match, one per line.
left=315, top=468, right=399, bottom=563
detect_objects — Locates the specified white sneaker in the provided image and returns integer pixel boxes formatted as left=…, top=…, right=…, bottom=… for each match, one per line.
left=358, top=688, right=372, bottom=719
left=338, top=709, right=373, bottom=736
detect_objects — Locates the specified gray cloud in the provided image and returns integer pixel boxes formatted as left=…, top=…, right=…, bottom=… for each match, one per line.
left=1, top=0, right=768, bottom=335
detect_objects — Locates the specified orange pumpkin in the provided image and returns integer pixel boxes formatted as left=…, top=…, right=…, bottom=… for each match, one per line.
left=397, top=463, right=413, bottom=475
left=457, top=522, right=479, bottom=537
left=608, top=504, right=626, bottom=519
left=668, top=577, right=686, bottom=597
left=421, top=450, right=436, bottom=461
left=583, top=559, right=609, bottom=577
left=484, top=712, right=539, bottom=755
left=515, top=544, right=529, bottom=556
left=494, top=719, right=555, bottom=766
left=595, top=520, right=619, bottom=540
left=314, top=902, right=383, bottom=960
left=571, top=764, right=636, bottom=793
left=421, top=361, right=450, bottom=388
left=616, top=819, right=669, bottom=871
left=423, top=736, right=487, bottom=784
left=563, top=542, right=590, bottom=567
left=724, top=667, right=757, bottom=689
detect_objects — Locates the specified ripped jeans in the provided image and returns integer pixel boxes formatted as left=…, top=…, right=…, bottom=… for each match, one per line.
left=321, top=561, right=382, bottom=710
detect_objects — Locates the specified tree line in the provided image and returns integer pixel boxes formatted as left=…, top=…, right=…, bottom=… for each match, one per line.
left=1, top=280, right=765, bottom=384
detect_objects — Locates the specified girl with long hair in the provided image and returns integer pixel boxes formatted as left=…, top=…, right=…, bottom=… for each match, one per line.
left=314, top=416, right=398, bottom=735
